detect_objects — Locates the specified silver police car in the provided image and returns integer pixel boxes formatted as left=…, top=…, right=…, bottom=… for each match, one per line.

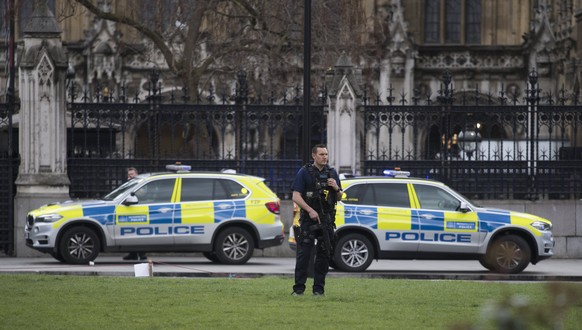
left=25, top=165, right=284, bottom=264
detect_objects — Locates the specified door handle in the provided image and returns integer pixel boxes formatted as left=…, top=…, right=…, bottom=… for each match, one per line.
left=359, top=209, right=374, bottom=216
left=217, top=203, right=232, bottom=210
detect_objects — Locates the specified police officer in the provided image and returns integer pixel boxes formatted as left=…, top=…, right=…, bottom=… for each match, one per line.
left=291, top=144, right=342, bottom=296
left=123, top=167, right=147, bottom=261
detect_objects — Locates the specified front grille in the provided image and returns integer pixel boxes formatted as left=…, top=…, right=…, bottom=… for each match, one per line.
left=27, top=215, right=34, bottom=227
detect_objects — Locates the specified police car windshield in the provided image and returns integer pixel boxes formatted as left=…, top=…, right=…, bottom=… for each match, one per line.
left=102, top=177, right=145, bottom=201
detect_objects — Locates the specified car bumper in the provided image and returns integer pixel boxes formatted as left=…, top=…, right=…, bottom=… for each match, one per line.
left=536, top=231, right=555, bottom=261
left=24, top=223, right=57, bottom=251
left=258, top=234, right=285, bottom=249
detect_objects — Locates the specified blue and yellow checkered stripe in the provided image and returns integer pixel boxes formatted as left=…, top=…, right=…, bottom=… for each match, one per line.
left=337, top=205, right=484, bottom=232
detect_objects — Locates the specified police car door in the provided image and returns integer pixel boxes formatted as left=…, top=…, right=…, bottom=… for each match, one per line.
left=411, top=183, right=480, bottom=253
left=373, top=182, right=420, bottom=252
left=173, top=177, right=243, bottom=246
left=341, top=182, right=419, bottom=252
left=115, top=178, right=177, bottom=246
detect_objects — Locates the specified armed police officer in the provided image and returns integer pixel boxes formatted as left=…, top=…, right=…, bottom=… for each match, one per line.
left=291, top=144, right=342, bottom=296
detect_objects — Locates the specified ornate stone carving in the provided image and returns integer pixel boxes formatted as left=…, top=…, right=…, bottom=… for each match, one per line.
left=37, top=55, right=53, bottom=102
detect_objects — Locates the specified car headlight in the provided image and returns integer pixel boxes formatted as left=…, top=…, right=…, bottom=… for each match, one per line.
left=530, top=221, right=552, bottom=231
left=35, top=214, right=63, bottom=223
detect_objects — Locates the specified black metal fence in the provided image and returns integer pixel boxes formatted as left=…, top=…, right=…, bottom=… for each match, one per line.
left=67, top=73, right=328, bottom=199
left=66, top=70, right=582, bottom=200
left=363, top=71, right=582, bottom=200
left=0, top=101, right=18, bottom=255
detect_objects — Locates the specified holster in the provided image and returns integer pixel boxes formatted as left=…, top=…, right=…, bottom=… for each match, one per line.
left=293, top=225, right=311, bottom=244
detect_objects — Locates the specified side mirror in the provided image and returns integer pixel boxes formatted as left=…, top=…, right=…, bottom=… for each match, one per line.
left=123, top=194, right=138, bottom=206
left=459, top=201, right=470, bottom=213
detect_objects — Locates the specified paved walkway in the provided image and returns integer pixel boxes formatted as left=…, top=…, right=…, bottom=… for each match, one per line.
left=1, top=256, right=581, bottom=281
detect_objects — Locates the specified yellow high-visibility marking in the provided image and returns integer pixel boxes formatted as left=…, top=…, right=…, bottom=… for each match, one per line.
left=180, top=202, right=215, bottom=224
left=378, top=208, right=412, bottom=230
left=116, top=205, right=149, bottom=224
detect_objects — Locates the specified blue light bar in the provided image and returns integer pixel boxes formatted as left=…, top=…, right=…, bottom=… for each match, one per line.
left=166, top=164, right=191, bottom=172
left=383, top=169, right=410, bottom=178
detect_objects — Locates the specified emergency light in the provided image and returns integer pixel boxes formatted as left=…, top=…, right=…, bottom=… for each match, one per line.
left=383, top=169, right=410, bottom=178
left=166, top=163, right=192, bottom=172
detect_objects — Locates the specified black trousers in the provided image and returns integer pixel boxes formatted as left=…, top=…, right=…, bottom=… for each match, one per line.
left=293, top=226, right=330, bottom=294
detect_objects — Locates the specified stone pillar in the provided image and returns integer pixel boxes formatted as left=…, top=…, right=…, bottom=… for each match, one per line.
left=14, top=3, right=70, bottom=256
left=326, top=53, right=362, bottom=175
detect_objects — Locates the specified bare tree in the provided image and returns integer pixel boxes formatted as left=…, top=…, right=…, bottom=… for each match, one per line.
left=67, top=0, right=369, bottom=101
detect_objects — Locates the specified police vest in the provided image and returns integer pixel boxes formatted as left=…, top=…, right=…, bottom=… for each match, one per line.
left=301, top=164, right=337, bottom=215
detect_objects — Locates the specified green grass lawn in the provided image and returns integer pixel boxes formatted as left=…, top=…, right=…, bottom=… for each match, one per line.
left=1, top=274, right=581, bottom=329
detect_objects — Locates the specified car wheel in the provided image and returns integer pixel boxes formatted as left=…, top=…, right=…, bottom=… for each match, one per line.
left=203, top=252, right=220, bottom=263
left=328, top=257, right=338, bottom=270
left=334, top=233, right=373, bottom=272
left=50, top=251, right=65, bottom=262
left=486, top=235, right=531, bottom=274
left=478, top=256, right=494, bottom=271
left=59, top=227, right=100, bottom=264
left=214, top=227, right=254, bottom=265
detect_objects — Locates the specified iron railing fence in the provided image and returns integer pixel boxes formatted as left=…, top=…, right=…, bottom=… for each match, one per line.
left=0, top=101, right=18, bottom=255
left=67, top=74, right=328, bottom=198
left=0, top=157, right=18, bottom=255
left=362, top=71, right=582, bottom=200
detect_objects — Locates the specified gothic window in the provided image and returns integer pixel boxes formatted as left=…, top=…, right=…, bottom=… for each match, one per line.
left=423, top=0, right=481, bottom=45
left=424, top=1, right=440, bottom=43
left=465, top=0, right=481, bottom=44
left=0, top=2, right=6, bottom=37
left=445, top=0, right=461, bottom=43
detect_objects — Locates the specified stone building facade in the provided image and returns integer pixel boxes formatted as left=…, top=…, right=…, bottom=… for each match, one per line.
left=3, top=1, right=582, bottom=123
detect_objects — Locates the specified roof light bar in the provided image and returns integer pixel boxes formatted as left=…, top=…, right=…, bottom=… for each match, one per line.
left=166, top=164, right=191, bottom=172
left=383, top=169, right=410, bottom=178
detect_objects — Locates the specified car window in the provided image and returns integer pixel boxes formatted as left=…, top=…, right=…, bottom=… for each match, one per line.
left=360, top=184, right=375, bottom=205
left=181, top=178, right=247, bottom=201
left=342, top=184, right=368, bottom=205
left=103, top=178, right=143, bottom=201
left=220, top=179, right=249, bottom=199
left=413, top=184, right=461, bottom=211
left=181, top=178, right=214, bottom=201
left=133, top=179, right=176, bottom=204
left=373, top=183, right=410, bottom=208
left=212, top=179, right=232, bottom=200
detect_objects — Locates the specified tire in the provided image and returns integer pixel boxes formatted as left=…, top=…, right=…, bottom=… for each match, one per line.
left=328, top=257, right=338, bottom=270
left=50, top=251, right=65, bottom=262
left=485, top=235, right=531, bottom=274
left=59, top=227, right=100, bottom=264
left=333, top=233, right=374, bottom=272
left=213, top=227, right=254, bottom=265
left=478, top=256, right=494, bottom=271
left=203, top=252, right=220, bottom=263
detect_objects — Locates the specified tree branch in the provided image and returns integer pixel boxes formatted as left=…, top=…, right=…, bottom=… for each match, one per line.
left=73, top=0, right=176, bottom=71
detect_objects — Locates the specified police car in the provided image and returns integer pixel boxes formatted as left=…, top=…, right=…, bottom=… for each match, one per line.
left=25, top=165, right=285, bottom=265
left=290, top=170, right=554, bottom=274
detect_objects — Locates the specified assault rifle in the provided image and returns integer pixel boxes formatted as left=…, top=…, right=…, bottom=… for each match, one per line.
left=314, top=184, right=335, bottom=258
left=317, top=204, right=335, bottom=258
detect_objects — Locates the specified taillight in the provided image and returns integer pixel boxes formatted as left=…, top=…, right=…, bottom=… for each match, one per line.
left=265, top=201, right=280, bottom=214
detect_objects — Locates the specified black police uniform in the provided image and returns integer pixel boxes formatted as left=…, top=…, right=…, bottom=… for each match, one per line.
left=291, top=164, right=341, bottom=295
